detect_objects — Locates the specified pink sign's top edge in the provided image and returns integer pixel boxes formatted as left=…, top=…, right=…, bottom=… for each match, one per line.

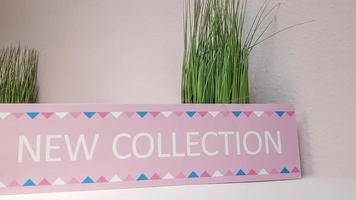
left=0, top=104, right=295, bottom=111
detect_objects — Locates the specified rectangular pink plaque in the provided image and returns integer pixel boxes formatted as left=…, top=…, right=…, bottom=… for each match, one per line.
left=0, top=104, right=301, bottom=195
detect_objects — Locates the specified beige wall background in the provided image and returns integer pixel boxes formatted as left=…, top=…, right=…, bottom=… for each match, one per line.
left=0, top=0, right=356, bottom=199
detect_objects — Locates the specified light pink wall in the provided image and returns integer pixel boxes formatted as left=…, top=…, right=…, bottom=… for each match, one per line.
left=0, top=0, right=183, bottom=103
left=0, top=0, right=355, bottom=199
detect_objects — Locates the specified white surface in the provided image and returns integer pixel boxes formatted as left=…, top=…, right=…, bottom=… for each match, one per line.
left=0, top=0, right=356, bottom=199
left=4, top=177, right=356, bottom=200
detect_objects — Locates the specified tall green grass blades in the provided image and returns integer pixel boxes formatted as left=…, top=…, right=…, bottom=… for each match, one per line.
left=0, top=46, right=39, bottom=103
left=181, top=0, right=279, bottom=104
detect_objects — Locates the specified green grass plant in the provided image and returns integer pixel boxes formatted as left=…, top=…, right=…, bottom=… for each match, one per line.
left=0, top=45, right=39, bottom=103
left=181, top=0, right=281, bottom=104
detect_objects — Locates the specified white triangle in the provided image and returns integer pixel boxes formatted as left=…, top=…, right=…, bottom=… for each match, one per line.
left=110, top=175, right=122, bottom=182
left=0, top=181, right=5, bottom=188
left=0, top=112, right=10, bottom=119
left=161, top=112, right=172, bottom=118
left=258, top=168, right=269, bottom=175
left=209, top=111, right=219, bottom=117
left=254, top=111, right=264, bottom=117
left=111, top=112, right=123, bottom=118
left=162, top=173, right=174, bottom=180
left=53, top=178, right=66, bottom=185
left=55, top=112, right=68, bottom=119
left=212, top=170, right=223, bottom=177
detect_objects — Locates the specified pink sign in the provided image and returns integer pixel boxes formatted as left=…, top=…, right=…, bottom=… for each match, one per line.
left=0, top=104, right=301, bottom=195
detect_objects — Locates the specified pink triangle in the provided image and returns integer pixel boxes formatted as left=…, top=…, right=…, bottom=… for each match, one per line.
left=224, top=170, right=234, bottom=176
left=41, top=112, right=54, bottom=119
left=150, top=173, right=161, bottom=180
left=198, top=112, right=208, bottom=117
left=176, top=172, right=185, bottom=179
left=243, top=111, right=252, bottom=117
left=175, top=112, right=184, bottom=117
left=287, top=111, right=295, bottom=117
left=124, top=175, right=134, bottom=181
left=221, top=112, right=230, bottom=117
left=70, top=112, right=81, bottom=118
left=125, top=112, right=135, bottom=118
left=98, top=112, right=109, bottom=118
left=68, top=178, right=79, bottom=184
left=96, top=176, right=108, bottom=183
left=270, top=168, right=279, bottom=174
left=247, top=169, right=257, bottom=175
left=8, top=180, right=20, bottom=187
left=150, top=112, right=160, bottom=117
left=12, top=112, right=24, bottom=119
left=291, top=167, right=300, bottom=173
left=266, top=111, right=274, bottom=117
left=38, top=178, right=51, bottom=186
left=200, top=171, right=210, bottom=177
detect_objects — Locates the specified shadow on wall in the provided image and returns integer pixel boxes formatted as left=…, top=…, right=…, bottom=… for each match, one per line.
left=297, top=114, right=313, bottom=177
